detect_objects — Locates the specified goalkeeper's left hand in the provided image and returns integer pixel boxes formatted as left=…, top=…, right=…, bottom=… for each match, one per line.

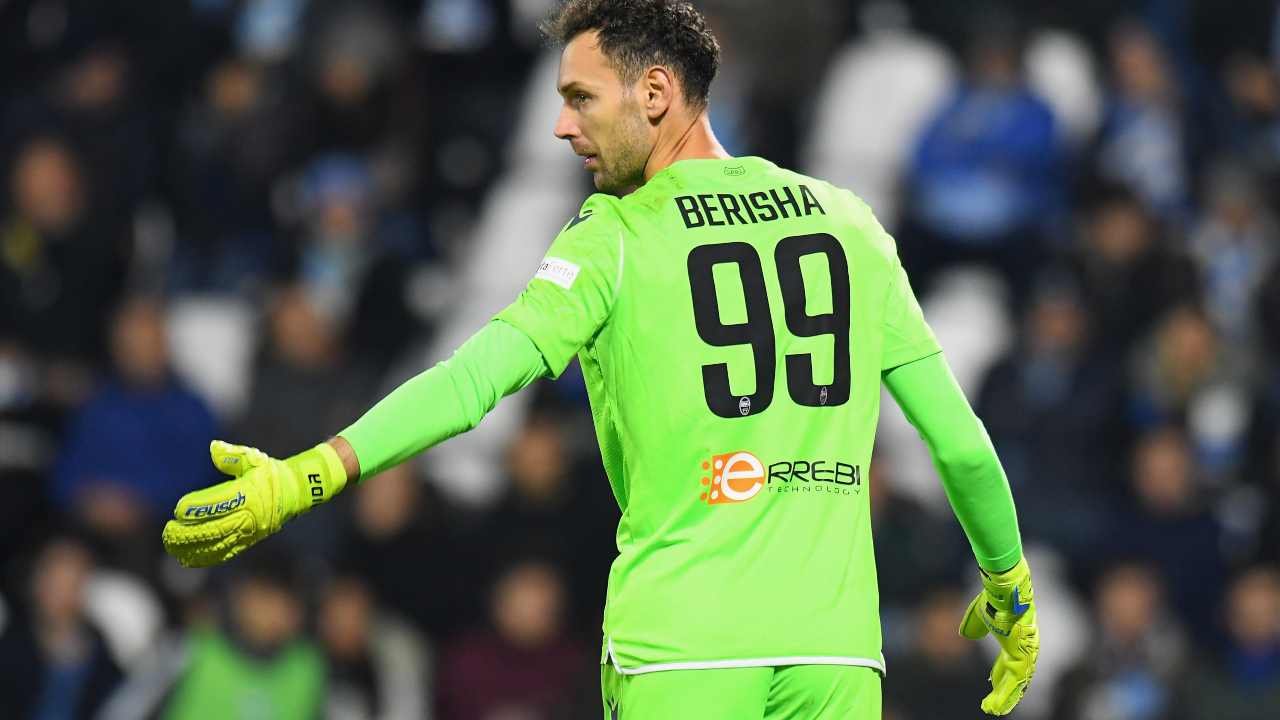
left=959, top=556, right=1040, bottom=716
left=162, top=440, right=348, bottom=567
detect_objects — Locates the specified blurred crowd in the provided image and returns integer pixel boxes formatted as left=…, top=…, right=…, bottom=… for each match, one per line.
left=2, top=0, right=1280, bottom=718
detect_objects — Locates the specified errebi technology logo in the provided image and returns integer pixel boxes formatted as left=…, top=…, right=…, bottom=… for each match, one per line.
left=699, top=451, right=863, bottom=505
left=700, top=451, right=766, bottom=504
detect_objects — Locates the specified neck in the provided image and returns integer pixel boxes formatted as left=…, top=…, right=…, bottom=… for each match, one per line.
left=643, top=111, right=730, bottom=183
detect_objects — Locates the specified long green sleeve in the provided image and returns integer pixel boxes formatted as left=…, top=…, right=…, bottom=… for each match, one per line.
left=882, top=352, right=1023, bottom=573
left=339, top=319, right=548, bottom=481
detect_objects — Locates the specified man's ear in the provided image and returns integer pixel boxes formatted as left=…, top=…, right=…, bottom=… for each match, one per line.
left=642, top=65, right=676, bottom=120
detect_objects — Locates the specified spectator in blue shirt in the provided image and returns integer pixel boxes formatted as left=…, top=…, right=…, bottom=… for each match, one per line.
left=901, top=7, right=1064, bottom=305
left=53, top=296, right=219, bottom=568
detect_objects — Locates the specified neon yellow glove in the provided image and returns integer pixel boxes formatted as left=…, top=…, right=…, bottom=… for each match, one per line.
left=162, top=440, right=348, bottom=567
left=959, top=556, right=1040, bottom=716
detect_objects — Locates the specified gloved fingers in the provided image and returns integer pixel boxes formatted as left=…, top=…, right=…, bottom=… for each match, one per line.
left=163, top=513, right=256, bottom=566
left=981, top=655, right=1030, bottom=716
left=210, top=440, right=269, bottom=478
left=181, top=538, right=252, bottom=568
left=173, top=477, right=252, bottom=521
left=163, top=513, right=233, bottom=549
left=959, top=591, right=992, bottom=640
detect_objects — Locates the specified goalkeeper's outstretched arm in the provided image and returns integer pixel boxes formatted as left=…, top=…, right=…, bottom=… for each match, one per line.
left=883, top=351, right=1021, bottom=571
left=162, top=320, right=547, bottom=567
left=883, top=351, right=1039, bottom=717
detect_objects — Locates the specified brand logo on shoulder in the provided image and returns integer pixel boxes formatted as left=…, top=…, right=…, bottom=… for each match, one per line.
left=185, top=492, right=246, bottom=518
left=535, top=256, right=581, bottom=290
left=566, top=208, right=594, bottom=231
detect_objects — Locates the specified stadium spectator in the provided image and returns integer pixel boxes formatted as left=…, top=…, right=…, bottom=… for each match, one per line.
left=298, top=2, right=423, bottom=182
left=1128, top=305, right=1252, bottom=480
left=1065, top=186, right=1199, bottom=358
left=169, top=58, right=301, bottom=293
left=1178, top=565, right=1280, bottom=719
left=1128, top=305, right=1219, bottom=425
left=52, top=296, right=219, bottom=571
left=977, top=277, right=1128, bottom=566
left=1113, top=427, right=1228, bottom=639
left=0, top=135, right=128, bottom=377
left=883, top=586, right=991, bottom=720
left=236, top=285, right=374, bottom=459
left=1051, top=562, right=1189, bottom=720
left=0, top=534, right=123, bottom=719
left=159, top=552, right=324, bottom=719
left=1095, top=21, right=1190, bottom=224
left=1219, top=51, right=1280, bottom=209
left=339, top=462, right=471, bottom=642
left=1188, top=162, right=1277, bottom=352
left=470, top=414, right=619, bottom=633
left=281, top=153, right=431, bottom=370
left=901, top=5, right=1063, bottom=303
left=3, top=39, right=155, bottom=234
left=436, top=560, right=590, bottom=719
left=288, top=155, right=383, bottom=325
left=320, top=575, right=433, bottom=720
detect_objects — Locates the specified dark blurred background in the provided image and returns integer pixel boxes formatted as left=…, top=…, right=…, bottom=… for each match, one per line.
left=1, top=0, right=1279, bottom=718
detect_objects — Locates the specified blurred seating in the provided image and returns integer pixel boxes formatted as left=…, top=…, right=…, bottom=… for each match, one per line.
left=1025, top=30, right=1103, bottom=149
left=83, top=568, right=164, bottom=671
left=166, top=295, right=259, bottom=421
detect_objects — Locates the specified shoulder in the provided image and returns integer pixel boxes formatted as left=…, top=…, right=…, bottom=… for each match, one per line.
left=775, top=168, right=897, bottom=256
left=539, top=195, right=625, bottom=288
left=559, top=193, right=625, bottom=238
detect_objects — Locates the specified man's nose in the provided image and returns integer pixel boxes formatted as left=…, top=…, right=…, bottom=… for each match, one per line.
left=554, top=107, right=578, bottom=140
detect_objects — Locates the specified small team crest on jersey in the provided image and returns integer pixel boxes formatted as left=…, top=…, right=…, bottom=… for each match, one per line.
left=700, top=451, right=766, bottom=504
left=535, top=256, right=581, bottom=289
left=723, top=164, right=746, bottom=176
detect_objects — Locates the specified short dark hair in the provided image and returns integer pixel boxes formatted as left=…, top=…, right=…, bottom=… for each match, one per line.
left=541, top=0, right=720, bottom=110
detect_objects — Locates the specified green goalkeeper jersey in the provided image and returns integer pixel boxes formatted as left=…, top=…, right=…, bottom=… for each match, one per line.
left=497, top=156, right=941, bottom=675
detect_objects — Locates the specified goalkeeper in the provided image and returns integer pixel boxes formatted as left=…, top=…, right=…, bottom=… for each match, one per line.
left=163, top=1, right=1038, bottom=717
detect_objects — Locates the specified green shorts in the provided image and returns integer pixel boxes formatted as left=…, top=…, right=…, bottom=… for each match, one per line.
left=600, top=663, right=882, bottom=719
